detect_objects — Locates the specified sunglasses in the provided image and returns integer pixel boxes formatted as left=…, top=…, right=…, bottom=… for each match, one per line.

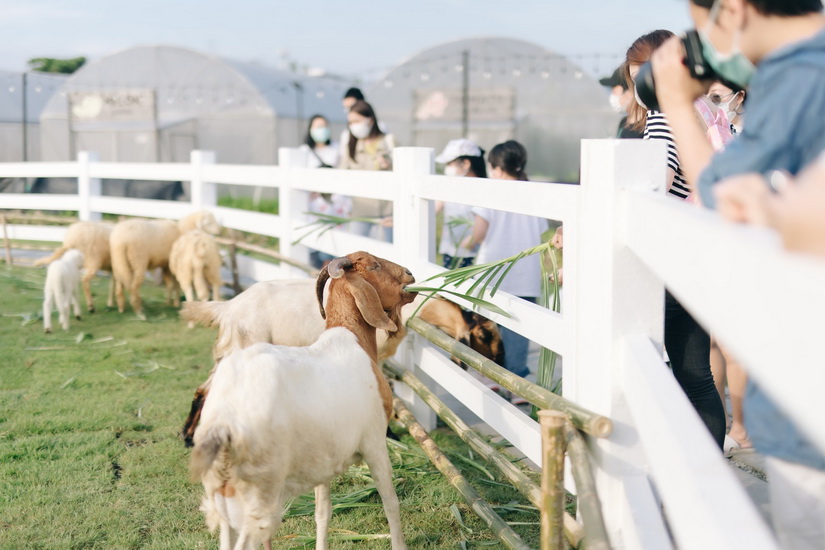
left=708, top=91, right=737, bottom=105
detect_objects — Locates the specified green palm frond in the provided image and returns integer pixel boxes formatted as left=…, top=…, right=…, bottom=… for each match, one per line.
left=291, top=212, right=382, bottom=246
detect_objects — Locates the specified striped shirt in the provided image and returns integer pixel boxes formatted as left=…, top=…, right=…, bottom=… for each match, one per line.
left=643, top=110, right=691, bottom=200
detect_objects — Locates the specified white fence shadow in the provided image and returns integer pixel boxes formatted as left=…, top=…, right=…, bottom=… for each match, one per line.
left=2, top=140, right=823, bottom=549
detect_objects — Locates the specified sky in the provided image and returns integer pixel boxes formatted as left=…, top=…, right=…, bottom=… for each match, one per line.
left=1, top=0, right=693, bottom=81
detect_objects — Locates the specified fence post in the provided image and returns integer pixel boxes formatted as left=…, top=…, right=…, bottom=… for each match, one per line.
left=190, top=150, right=217, bottom=210
left=277, top=147, right=311, bottom=278
left=573, top=139, right=669, bottom=548
left=392, top=147, right=438, bottom=430
left=77, top=151, right=101, bottom=221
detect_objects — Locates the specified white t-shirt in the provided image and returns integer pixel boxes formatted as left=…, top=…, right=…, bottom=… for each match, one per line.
left=471, top=207, right=547, bottom=298
left=299, top=143, right=339, bottom=169
left=440, top=202, right=476, bottom=258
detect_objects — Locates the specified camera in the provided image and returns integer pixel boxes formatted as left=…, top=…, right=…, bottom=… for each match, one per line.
left=635, top=30, right=744, bottom=112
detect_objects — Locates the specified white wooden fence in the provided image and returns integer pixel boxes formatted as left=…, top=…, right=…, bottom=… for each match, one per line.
left=2, top=140, right=823, bottom=549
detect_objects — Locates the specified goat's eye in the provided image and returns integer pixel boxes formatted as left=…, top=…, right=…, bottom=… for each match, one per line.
left=369, top=264, right=380, bottom=271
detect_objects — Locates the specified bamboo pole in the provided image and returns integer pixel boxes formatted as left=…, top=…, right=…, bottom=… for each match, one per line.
left=394, top=399, right=533, bottom=550
left=228, top=242, right=242, bottom=296
left=406, top=317, right=613, bottom=438
left=564, top=423, right=610, bottom=550
left=0, top=212, right=77, bottom=225
left=384, top=359, right=584, bottom=548
left=539, top=411, right=566, bottom=550
left=2, top=215, right=13, bottom=266
left=213, top=236, right=316, bottom=276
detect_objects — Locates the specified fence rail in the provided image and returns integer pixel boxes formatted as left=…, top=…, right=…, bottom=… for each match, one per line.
left=2, top=140, right=822, bottom=549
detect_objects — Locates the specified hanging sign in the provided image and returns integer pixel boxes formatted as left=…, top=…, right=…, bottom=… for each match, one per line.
left=69, top=89, right=156, bottom=122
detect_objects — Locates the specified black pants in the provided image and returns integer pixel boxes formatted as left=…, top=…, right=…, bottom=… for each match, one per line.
left=664, top=291, right=726, bottom=449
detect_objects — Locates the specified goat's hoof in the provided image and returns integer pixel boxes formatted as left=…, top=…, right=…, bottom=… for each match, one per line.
left=136, top=313, right=147, bottom=321
left=75, top=315, right=82, bottom=321
left=44, top=328, right=52, bottom=334
left=88, top=306, right=95, bottom=314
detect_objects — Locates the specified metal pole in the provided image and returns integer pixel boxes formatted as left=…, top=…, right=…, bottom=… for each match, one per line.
left=22, top=72, right=28, bottom=162
left=461, top=50, right=469, bottom=138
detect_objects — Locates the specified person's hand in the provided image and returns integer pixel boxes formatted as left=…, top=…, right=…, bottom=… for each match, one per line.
left=459, top=236, right=473, bottom=250
left=651, top=36, right=709, bottom=112
left=548, top=268, right=564, bottom=286
left=770, top=161, right=825, bottom=256
left=379, top=216, right=393, bottom=228
left=551, top=226, right=563, bottom=249
left=713, top=174, right=773, bottom=225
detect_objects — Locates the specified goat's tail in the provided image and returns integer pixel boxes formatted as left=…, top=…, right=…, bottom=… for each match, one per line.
left=180, top=300, right=226, bottom=328
left=190, top=424, right=231, bottom=482
left=33, top=246, right=66, bottom=267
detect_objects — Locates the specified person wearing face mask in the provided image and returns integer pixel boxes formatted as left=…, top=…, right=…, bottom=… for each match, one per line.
left=599, top=67, right=644, bottom=139
left=651, top=1, right=825, bottom=546
left=707, top=82, right=746, bottom=135
left=339, top=100, right=396, bottom=241
left=435, top=139, right=487, bottom=269
left=299, top=114, right=350, bottom=269
left=460, top=141, right=548, bottom=404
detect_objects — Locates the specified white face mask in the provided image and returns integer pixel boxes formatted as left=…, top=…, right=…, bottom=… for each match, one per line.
left=444, top=163, right=469, bottom=177
left=609, top=93, right=624, bottom=114
left=349, top=121, right=373, bottom=140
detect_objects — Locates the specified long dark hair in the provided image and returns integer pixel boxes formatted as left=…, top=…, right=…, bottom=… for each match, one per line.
left=622, top=29, right=675, bottom=133
left=454, top=153, right=487, bottom=178
left=305, top=114, right=330, bottom=149
left=489, top=140, right=528, bottom=181
left=347, top=100, right=384, bottom=161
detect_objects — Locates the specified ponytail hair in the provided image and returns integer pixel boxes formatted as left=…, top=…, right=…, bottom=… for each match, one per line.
left=489, top=140, right=528, bottom=181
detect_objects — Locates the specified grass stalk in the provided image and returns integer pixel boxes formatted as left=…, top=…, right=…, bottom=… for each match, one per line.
left=393, top=399, right=532, bottom=550
left=405, top=317, right=613, bottom=438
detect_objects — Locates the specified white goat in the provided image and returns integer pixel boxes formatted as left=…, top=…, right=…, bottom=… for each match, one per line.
left=191, top=252, right=413, bottom=550
left=42, top=249, right=84, bottom=333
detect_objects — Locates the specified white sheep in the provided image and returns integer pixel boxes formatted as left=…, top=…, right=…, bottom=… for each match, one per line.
left=34, top=221, right=115, bottom=313
left=169, top=229, right=223, bottom=306
left=191, top=252, right=413, bottom=550
left=110, top=210, right=220, bottom=319
left=179, top=279, right=504, bottom=445
left=42, top=249, right=84, bottom=333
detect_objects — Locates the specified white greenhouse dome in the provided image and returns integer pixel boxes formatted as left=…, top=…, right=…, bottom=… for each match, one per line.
left=367, top=37, right=619, bottom=182
left=39, top=45, right=350, bottom=164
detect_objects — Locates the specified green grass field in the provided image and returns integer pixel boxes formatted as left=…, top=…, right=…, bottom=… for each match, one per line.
left=0, top=264, right=540, bottom=548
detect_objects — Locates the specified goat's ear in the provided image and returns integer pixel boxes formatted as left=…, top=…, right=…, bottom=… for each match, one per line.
left=348, top=276, right=397, bottom=331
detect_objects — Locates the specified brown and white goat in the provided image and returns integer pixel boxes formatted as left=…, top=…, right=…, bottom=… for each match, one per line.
left=179, top=280, right=504, bottom=446
left=190, top=252, right=413, bottom=550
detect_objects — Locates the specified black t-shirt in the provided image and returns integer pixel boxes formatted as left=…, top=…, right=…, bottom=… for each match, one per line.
left=617, top=116, right=644, bottom=139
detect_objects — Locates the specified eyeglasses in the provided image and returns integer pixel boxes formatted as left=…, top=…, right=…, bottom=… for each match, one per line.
left=708, top=91, right=737, bottom=105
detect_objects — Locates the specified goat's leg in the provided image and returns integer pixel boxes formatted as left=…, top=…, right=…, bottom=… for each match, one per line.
left=114, top=277, right=126, bottom=313
left=82, top=269, right=95, bottom=313
left=364, top=444, right=406, bottom=550
left=162, top=268, right=180, bottom=307
left=314, top=483, right=332, bottom=550
left=72, top=286, right=82, bottom=320
left=106, top=276, right=115, bottom=308
left=128, top=269, right=146, bottom=319
left=58, top=297, right=70, bottom=331
left=234, top=490, right=283, bottom=550
left=193, top=270, right=209, bottom=302
left=43, top=293, right=53, bottom=333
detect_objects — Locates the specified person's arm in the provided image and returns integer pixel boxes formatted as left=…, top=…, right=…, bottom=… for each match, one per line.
left=460, top=215, right=488, bottom=250
left=650, top=37, right=716, bottom=192
left=434, top=201, right=444, bottom=215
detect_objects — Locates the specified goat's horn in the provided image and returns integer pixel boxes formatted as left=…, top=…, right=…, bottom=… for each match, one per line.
left=326, top=257, right=352, bottom=279
left=315, top=266, right=331, bottom=319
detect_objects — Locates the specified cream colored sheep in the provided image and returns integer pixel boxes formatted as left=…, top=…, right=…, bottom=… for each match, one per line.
left=34, top=221, right=115, bottom=313
left=110, top=211, right=221, bottom=319
left=169, top=229, right=223, bottom=308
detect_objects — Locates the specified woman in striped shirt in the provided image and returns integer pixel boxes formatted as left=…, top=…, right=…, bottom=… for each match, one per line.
left=623, top=30, right=727, bottom=449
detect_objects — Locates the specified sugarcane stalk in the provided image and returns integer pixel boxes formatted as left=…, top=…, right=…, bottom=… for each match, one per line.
left=540, top=411, right=567, bottom=550
left=213, top=236, right=316, bottom=275
left=394, top=399, right=532, bottom=550
left=406, top=317, right=612, bottom=438
left=385, top=360, right=584, bottom=548
left=228, top=241, right=242, bottom=296
left=564, top=423, right=610, bottom=550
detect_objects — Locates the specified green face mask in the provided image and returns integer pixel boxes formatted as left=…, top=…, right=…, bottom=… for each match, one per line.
left=699, top=1, right=756, bottom=89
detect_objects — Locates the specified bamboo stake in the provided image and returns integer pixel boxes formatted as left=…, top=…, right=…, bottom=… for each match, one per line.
left=407, top=317, right=613, bottom=438
left=213, top=236, right=316, bottom=276
left=564, top=423, right=610, bottom=550
left=2, top=215, right=12, bottom=266
left=0, top=212, right=77, bottom=225
left=228, top=242, right=242, bottom=296
left=539, top=411, right=567, bottom=550
left=384, top=360, right=584, bottom=548
left=394, top=399, right=532, bottom=550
